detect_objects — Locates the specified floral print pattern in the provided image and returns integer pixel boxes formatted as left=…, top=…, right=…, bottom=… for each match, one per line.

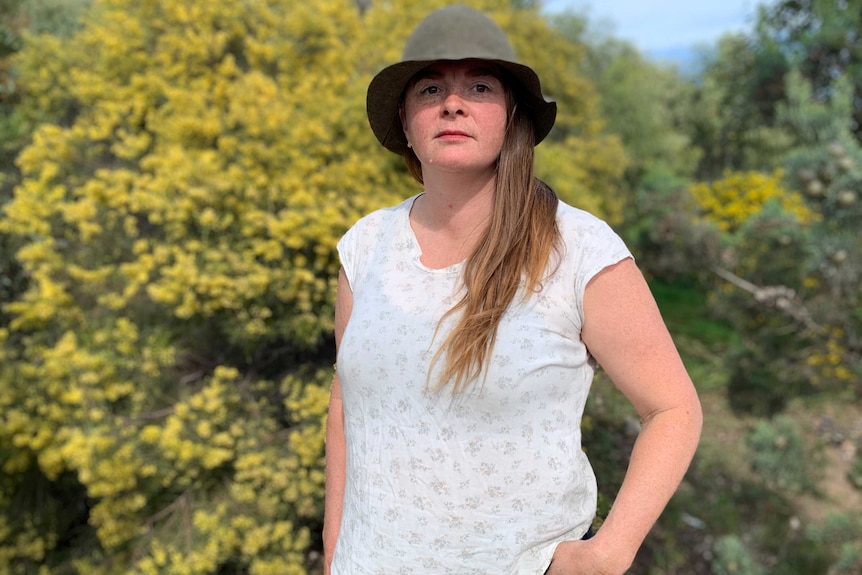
left=333, top=195, right=632, bottom=574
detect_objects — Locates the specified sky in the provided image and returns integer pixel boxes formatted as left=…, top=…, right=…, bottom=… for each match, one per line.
left=542, top=0, right=777, bottom=64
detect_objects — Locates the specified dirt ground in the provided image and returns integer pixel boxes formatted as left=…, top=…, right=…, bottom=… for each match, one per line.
left=699, top=385, right=862, bottom=522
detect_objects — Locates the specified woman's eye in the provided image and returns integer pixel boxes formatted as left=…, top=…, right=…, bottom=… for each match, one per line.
left=474, top=84, right=490, bottom=93
left=420, top=85, right=440, bottom=95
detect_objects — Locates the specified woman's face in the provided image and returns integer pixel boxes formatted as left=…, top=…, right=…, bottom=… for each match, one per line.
left=400, top=60, right=509, bottom=177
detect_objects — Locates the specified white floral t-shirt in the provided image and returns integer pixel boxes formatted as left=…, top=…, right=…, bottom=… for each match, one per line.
left=333, top=194, right=632, bottom=575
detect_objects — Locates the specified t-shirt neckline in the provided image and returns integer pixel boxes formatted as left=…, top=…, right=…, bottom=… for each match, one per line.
left=405, top=193, right=465, bottom=275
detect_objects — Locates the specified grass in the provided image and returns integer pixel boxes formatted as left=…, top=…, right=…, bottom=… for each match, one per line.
left=649, top=280, right=738, bottom=346
left=648, top=280, right=740, bottom=392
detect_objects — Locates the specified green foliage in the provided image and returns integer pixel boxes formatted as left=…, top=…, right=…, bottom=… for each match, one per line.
left=549, top=11, right=703, bottom=232
left=19, top=0, right=92, bottom=37
left=691, top=0, right=862, bottom=176
left=746, top=415, right=821, bottom=493
left=688, top=34, right=794, bottom=179
left=688, top=174, right=818, bottom=413
left=1, top=0, right=25, bottom=183
left=561, top=3, right=862, bottom=570
left=650, top=280, right=737, bottom=346
left=724, top=346, right=778, bottom=417
left=1, top=0, right=91, bottom=146
left=775, top=73, right=861, bottom=390
left=780, top=75, right=862, bottom=248
left=2, top=0, right=92, bottom=326
left=699, top=70, right=861, bottom=415
left=851, top=453, right=862, bottom=491
left=580, top=37, right=701, bottom=180
left=756, top=0, right=862, bottom=142
left=804, top=512, right=862, bottom=575
left=622, top=166, right=721, bottom=283
left=710, top=535, right=764, bottom=575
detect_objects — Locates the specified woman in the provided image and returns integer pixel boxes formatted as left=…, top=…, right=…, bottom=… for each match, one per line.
left=324, top=5, right=702, bottom=575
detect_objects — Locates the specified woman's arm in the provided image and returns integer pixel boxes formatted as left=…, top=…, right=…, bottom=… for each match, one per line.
left=550, top=258, right=703, bottom=575
left=323, top=268, right=353, bottom=575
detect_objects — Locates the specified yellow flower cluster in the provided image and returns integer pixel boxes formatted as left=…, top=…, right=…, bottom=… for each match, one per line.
left=806, top=333, right=855, bottom=386
left=691, top=169, right=816, bottom=232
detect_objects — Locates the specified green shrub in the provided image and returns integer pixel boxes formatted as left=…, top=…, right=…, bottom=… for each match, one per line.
left=746, top=415, right=820, bottom=493
left=804, top=512, right=862, bottom=575
left=711, top=535, right=764, bottom=575
left=850, top=452, right=862, bottom=490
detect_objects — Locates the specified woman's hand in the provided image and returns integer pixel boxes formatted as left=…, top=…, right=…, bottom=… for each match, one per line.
left=546, top=537, right=634, bottom=575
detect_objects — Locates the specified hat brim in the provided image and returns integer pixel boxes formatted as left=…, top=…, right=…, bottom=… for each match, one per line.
left=367, top=59, right=557, bottom=156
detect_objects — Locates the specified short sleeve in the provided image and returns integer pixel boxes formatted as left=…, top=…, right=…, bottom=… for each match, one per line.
left=557, top=205, right=633, bottom=330
left=335, top=197, right=413, bottom=291
left=574, top=219, right=632, bottom=298
left=336, top=223, right=361, bottom=288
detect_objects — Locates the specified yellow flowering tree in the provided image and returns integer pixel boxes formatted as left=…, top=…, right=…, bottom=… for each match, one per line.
left=0, top=0, right=624, bottom=572
left=0, top=0, right=393, bottom=572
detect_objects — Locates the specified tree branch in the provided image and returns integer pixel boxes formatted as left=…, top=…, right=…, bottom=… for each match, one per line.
left=711, top=266, right=827, bottom=336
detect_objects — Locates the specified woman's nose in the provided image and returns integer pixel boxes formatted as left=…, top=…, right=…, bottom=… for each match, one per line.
left=442, top=93, right=465, bottom=116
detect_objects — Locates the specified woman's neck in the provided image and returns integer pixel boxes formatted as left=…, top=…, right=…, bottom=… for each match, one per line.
left=415, top=169, right=495, bottom=235
left=408, top=169, right=496, bottom=268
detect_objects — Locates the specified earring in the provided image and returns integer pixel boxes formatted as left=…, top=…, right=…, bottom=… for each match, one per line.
left=407, top=142, right=412, bottom=148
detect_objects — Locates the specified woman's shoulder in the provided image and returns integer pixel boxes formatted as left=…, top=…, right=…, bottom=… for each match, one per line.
left=550, top=201, right=632, bottom=295
left=555, top=200, right=619, bottom=239
left=338, top=195, right=418, bottom=278
left=346, top=195, right=416, bottom=236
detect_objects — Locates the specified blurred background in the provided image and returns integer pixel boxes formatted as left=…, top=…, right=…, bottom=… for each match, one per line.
left=0, top=0, right=860, bottom=573
left=543, top=0, right=776, bottom=65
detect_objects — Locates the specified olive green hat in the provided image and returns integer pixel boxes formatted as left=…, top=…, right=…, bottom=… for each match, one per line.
left=366, top=4, right=557, bottom=155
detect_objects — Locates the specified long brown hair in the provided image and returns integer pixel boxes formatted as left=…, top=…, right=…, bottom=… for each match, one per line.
left=404, top=86, right=560, bottom=394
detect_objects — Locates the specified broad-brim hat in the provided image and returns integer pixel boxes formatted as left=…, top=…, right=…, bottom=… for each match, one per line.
left=367, top=4, right=557, bottom=156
